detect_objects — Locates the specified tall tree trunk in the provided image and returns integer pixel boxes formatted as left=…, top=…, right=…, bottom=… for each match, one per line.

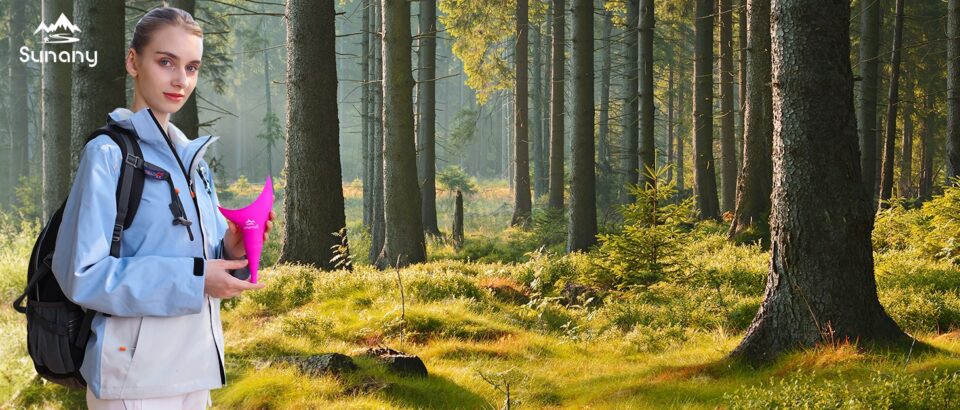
left=567, top=0, right=596, bottom=252
left=9, top=0, right=28, bottom=199
left=538, top=10, right=551, bottom=197
left=878, top=0, right=905, bottom=207
left=919, top=87, right=935, bottom=201
left=676, top=43, right=686, bottom=194
left=719, top=0, right=737, bottom=212
left=738, top=0, right=747, bottom=165
left=511, top=0, right=532, bottom=226
left=370, top=1, right=386, bottom=264
left=731, top=0, right=908, bottom=363
left=378, top=0, right=426, bottom=268
left=598, top=9, right=614, bottom=212
left=72, top=0, right=125, bottom=170
left=548, top=0, right=566, bottom=209
left=168, top=0, right=199, bottom=140
left=362, top=0, right=372, bottom=229
left=638, top=0, right=655, bottom=187
left=532, top=23, right=544, bottom=200
left=859, top=0, right=881, bottom=197
left=898, top=74, right=914, bottom=198
left=280, top=0, right=347, bottom=270
left=41, top=0, right=73, bottom=220
left=694, top=0, right=720, bottom=220
left=622, top=0, right=639, bottom=198
left=0, top=35, right=7, bottom=205
left=948, top=0, right=960, bottom=183
left=666, top=62, right=675, bottom=184
left=729, top=0, right=773, bottom=240
left=418, top=0, right=440, bottom=235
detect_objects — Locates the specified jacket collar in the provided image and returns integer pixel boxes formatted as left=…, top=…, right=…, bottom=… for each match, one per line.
left=107, top=106, right=219, bottom=171
left=107, top=106, right=193, bottom=148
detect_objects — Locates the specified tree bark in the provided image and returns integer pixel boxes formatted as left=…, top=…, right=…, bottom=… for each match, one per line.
left=948, top=0, right=960, bottom=183
left=919, top=85, right=935, bottom=201
left=622, top=0, right=639, bottom=198
left=898, top=74, right=914, bottom=198
left=536, top=8, right=551, bottom=198
left=377, top=0, right=426, bottom=268
left=168, top=0, right=199, bottom=140
left=729, top=0, right=773, bottom=239
left=859, top=0, right=881, bottom=197
left=511, top=0, right=532, bottom=226
left=731, top=0, right=908, bottom=363
left=532, top=23, right=544, bottom=201
left=452, top=189, right=464, bottom=249
left=72, top=0, right=125, bottom=170
left=639, top=0, right=655, bottom=187
left=738, top=0, right=747, bottom=165
left=418, top=0, right=440, bottom=235
left=567, top=0, right=596, bottom=252
left=9, top=0, right=28, bottom=196
left=878, top=0, right=904, bottom=207
left=598, top=10, right=614, bottom=212
left=280, top=0, right=348, bottom=270
left=676, top=41, right=686, bottom=194
left=370, top=1, right=386, bottom=264
left=548, top=0, right=566, bottom=209
left=693, top=0, right=720, bottom=220
left=719, top=0, right=737, bottom=212
left=362, top=0, right=372, bottom=229
left=666, top=62, right=675, bottom=184
left=41, top=0, right=74, bottom=220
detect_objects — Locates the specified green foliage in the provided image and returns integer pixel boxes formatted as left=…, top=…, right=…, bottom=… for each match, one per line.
left=726, top=370, right=960, bottom=409
left=873, top=183, right=960, bottom=264
left=247, top=265, right=316, bottom=315
left=594, top=166, right=696, bottom=290
left=530, top=207, right=567, bottom=248
left=448, top=108, right=480, bottom=151
left=438, top=0, right=547, bottom=103
left=12, top=174, right=41, bottom=223
left=436, top=165, right=478, bottom=196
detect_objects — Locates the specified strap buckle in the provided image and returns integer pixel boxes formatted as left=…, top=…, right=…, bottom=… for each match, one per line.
left=125, top=153, right=143, bottom=168
left=111, top=223, right=123, bottom=242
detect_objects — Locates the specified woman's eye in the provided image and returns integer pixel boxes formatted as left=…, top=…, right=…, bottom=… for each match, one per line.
left=187, top=65, right=200, bottom=73
left=159, top=59, right=172, bottom=67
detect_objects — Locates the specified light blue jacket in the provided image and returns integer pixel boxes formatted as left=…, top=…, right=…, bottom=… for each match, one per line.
left=52, top=107, right=230, bottom=399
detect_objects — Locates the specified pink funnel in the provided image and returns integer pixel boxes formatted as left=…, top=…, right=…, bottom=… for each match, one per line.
left=218, top=175, right=274, bottom=283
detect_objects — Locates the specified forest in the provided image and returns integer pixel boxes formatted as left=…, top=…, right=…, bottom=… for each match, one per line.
left=2, top=0, right=960, bottom=408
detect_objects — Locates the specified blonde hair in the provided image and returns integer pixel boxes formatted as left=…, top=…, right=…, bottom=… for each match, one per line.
left=130, top=7, right=203, bottom=53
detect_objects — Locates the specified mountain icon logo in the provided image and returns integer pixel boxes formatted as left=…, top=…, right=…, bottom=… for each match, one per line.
left=33, top=13, right=81, bottom=44
left=245, top=219, right=257, bottom=227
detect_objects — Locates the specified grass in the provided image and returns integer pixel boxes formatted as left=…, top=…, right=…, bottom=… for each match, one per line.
left=2, top=179, right=960, bottom=408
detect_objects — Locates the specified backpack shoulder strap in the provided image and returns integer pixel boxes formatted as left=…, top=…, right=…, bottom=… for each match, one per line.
left=85, top=125, right=145, bottom=258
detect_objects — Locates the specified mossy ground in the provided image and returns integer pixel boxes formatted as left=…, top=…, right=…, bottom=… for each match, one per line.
left=2, top=180, right=959, bottom=409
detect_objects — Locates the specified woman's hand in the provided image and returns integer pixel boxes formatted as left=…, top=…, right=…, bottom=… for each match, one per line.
left=204, top=259, right=264, bottom=298
left=223, top=210, right=276, bottom=259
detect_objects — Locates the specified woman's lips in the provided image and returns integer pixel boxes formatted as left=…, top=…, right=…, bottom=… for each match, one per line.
left=164, top=92, right=184, bottom=102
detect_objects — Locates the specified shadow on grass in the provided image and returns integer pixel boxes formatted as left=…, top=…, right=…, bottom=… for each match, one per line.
left=9, top=376, right=85, bottom=409
left=381, top=372, right=490, bottom=409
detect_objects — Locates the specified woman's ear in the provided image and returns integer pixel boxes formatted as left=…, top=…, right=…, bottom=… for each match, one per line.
left=125, top=48, right=139, bottom=78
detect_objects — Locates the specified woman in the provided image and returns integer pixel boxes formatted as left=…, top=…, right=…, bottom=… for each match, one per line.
left=51, top=7, right=273, bottom=409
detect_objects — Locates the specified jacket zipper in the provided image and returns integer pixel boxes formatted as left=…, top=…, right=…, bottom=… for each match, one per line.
left=147, top=109, right=226, bottom=384
left=147, top=109, right=207, bottom=259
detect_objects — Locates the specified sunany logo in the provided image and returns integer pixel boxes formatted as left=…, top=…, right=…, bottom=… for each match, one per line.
left=19, top=13, right=98, bottom=67
left=244, top=219, right=259, bottom=230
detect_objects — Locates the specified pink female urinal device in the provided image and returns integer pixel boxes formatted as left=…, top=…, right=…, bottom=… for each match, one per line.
left=218, top=175, right=274, bottom=283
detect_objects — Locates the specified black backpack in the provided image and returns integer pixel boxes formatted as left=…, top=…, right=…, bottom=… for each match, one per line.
left=12, top=124, right=145, bottom=389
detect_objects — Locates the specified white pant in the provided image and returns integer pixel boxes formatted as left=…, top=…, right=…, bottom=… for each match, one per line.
left=86, top=388, right=211, bottom=410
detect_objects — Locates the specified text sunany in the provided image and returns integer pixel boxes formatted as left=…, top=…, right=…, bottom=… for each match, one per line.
left=20, top=46, right=98, bottom=68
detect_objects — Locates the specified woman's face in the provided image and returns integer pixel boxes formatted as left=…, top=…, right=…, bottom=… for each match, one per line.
left=126, top=24, right=203, bottom=116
